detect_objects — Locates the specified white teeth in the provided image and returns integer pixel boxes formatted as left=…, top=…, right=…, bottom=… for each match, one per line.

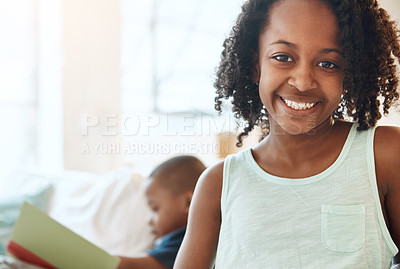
left=283, top=98, right=316, bottom=110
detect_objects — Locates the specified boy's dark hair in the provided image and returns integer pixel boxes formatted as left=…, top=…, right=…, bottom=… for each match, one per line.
left=149, top=156, right=206, bottom=194
left=214, top=0, right=400, bottom=146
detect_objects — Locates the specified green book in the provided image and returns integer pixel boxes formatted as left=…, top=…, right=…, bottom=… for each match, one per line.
left=7, top=202, right=120, bottom=269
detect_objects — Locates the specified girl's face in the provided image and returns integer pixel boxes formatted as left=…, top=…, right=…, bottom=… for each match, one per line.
left=256, top=0, right=345, bottom=135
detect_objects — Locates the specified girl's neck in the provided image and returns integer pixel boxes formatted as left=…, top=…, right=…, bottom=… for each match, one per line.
left=252, top=119, right=351, bottom=178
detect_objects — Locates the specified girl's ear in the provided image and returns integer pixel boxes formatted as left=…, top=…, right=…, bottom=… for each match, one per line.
left=252, top=56, right=261, bottom=84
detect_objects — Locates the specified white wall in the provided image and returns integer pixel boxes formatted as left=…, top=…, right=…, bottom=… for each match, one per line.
left=379, top=0, right=400, bottom=126
left=37, top=0, right=63, bottom=171
left=62, top=0, right=122, bottom=173
left=380, top=0, right=400, bottom=20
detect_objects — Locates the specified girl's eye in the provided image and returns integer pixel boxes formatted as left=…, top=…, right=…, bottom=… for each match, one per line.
left=273, top=55, right=293, bottom=63
left=318, top=61, right=337, bottom=69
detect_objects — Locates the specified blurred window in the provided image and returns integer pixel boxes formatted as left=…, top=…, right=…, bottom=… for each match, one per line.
left=121, top=0, right=245, bottom=114
left=0, top=0, right=38, bottom=174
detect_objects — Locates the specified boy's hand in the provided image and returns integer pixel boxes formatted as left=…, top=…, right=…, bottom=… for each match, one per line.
left=116, top=255, right=167, bottom=269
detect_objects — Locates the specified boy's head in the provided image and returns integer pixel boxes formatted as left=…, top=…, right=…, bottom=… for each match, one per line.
left=214, top=0, right=400, bottom=145
left=145, top=155, right=206, bottom=239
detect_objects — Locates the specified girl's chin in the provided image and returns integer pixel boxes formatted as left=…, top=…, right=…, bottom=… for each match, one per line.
left=268, top=112, right=334, bottom=136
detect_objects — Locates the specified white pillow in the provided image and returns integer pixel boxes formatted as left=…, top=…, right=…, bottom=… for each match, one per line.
left=48, top=168, right=153, bottom=256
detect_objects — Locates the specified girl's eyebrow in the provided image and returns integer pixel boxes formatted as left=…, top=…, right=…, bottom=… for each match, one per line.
left=269, top=40, right=296, bottom=48
left=269, top=40, right=343, bottom=55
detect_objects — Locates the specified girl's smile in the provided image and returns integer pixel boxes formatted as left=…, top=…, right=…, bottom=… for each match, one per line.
left=278, top=95, right=320, bottom=113
left=280, top=97, right=318, bottom=111
left=255, top=0, right=345, bottom=135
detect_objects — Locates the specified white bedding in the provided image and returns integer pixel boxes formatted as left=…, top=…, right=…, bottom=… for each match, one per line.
left=0, top=168, right=154, bottom=258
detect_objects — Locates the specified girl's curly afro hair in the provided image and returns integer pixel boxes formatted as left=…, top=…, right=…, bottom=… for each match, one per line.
left=214, top=0, right=400, bottom=146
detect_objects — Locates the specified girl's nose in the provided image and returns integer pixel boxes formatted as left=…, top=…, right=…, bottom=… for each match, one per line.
left=288, top=64, right=317, bottom=92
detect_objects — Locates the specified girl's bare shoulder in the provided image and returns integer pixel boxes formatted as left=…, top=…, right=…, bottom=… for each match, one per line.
left=374, top=125, right=400, bottom=173
left=202, top=160, right=224, bottom=180
left=373, top=125, right=400, bottom=191
left=194, top=160, right=224, bottom=201
left=374, top=124, right=400, bottom=260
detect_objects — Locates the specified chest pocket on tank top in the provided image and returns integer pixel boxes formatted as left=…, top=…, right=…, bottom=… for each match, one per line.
left=321, top=204, right=365, bottom=252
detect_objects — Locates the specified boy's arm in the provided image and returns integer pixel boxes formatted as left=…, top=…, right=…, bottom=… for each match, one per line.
left=173, top=161, right=223, bottom=269
left=117, top=255, right=167, bottom=269
left=374, top=126, right=400, bottom=267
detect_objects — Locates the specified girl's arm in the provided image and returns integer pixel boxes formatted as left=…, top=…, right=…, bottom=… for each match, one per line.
left=374, top=126, right=400, bottom=267
left=173, top=162, right=223, bottom=269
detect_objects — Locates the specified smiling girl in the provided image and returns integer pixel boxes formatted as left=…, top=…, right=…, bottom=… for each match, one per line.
left=174, top=0, right=400, bottom=268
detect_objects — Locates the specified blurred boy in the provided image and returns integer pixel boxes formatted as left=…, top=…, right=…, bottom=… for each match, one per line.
left=117, top=155, right=206, bottom=269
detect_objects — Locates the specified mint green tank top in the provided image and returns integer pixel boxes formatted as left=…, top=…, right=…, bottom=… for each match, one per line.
left=215, top=124, right=398, bottom=268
